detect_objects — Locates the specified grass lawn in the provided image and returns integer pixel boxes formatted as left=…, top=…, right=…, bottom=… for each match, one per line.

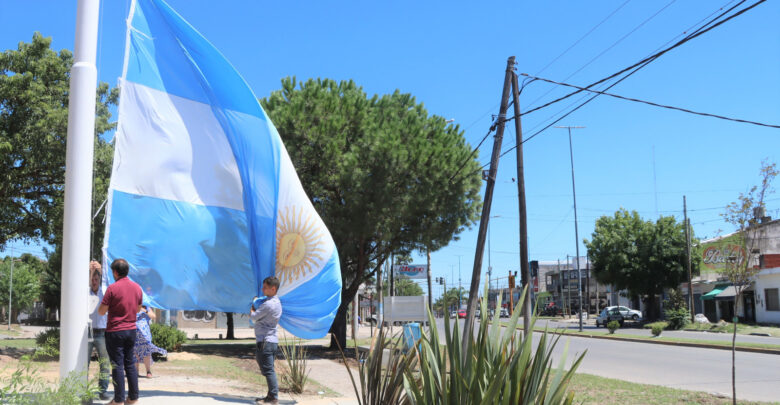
left=570, top=373, right=771, bottom=404
left=684, top=322, right=780, bottom=337
left=0, top=338, right=35, bottom=349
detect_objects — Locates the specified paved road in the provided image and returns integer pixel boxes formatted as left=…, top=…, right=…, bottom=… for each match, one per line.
left=533, top=318, right=780, bottom=345
left=435, top=318, right=780, bottom=402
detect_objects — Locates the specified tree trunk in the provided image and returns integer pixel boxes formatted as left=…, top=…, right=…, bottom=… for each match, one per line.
left=646, top=294, right=658, bottom=321
left=226, top=312, right=235, bottom=339
left=329, top=299, right=349, bottom=350
left=732, top=292, right=740, bottom=405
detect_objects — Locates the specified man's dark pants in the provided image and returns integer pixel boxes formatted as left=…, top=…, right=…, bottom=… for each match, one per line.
left=255, top=341, right=278, bottom=399
left=106, top=329, right=139, bottom=402
left=87, top=329, right=110, bottom=395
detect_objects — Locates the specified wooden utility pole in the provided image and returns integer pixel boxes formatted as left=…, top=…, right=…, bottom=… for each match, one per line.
left=389, top=253, right=394, bottom=296
left=684, top=195, right=694, bottom=323
left=462, top=56, right=515, bottom=354
left=377, top=259, right=384, bottom=332
left=427, top=249, right=433, bottom=314
left=511, top=70, right=532, bottom=336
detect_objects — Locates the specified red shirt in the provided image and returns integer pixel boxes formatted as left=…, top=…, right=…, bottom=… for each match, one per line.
left=101, top=276, right=143, bottom=332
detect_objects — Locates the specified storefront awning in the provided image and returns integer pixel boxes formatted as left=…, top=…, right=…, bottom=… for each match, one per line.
left=701, top=284, right=737, bottom=301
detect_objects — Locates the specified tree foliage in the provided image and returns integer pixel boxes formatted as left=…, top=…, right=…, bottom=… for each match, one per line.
left=0, top=254, right=44, bottom=320
left=382, top=277, right=423, bottom=296
left=0, top=33, right=118, bottom=249
left=0, top=34, right=118, bottom=313
left=434, top=287, right=467, bottom=312
left=584, top=209, right=699, bottom=320
left=261, top=77, right=482, bottom=347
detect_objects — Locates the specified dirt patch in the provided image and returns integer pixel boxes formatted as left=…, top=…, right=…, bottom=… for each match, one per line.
left=167, top=352, right=201, bottom=361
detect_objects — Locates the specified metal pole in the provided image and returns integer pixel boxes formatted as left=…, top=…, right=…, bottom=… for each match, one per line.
left=60, top=0, right=100, bottom=379
left=377, top=259, right=384, bottom=331
left=557, top=126, right=585, bottom=331
left=511, top=71, right=532, bottom=335
left=8, top=246, right=14, bottom=330
left=427, top=249, right=433, bottom=315
left=684, top=196, right=694, bottom=323
left=456, top=254, right=463, bottom=309
left=462, top=56, right=514, bottom=354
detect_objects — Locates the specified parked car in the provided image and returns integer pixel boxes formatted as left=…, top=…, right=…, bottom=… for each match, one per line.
left=611, top=305, right=642, bottom=321
left=450, top=311, right=458, bottom=319
left=457, top=309, right=467, bottom=319
left=499, top=308, right=509, bottom=318
left=595, top=307, right=624, bottom=327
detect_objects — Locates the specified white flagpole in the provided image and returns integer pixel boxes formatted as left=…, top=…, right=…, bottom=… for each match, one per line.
left=60, top=0, right=100, bottom=379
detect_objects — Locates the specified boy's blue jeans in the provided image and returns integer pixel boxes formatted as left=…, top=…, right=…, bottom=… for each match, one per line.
left=255, top=341, right=278, bottom=399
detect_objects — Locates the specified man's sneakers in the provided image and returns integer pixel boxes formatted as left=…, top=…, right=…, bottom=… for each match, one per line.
left=255, top=396, right=278, bottom=404
left=98, top=392, right=112, bottom=401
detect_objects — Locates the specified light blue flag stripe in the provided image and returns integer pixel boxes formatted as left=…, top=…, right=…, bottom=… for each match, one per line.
left=105, top=0, right=342, bottom=338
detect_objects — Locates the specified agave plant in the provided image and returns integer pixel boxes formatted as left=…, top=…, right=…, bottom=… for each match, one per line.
left=403, top=286, right=585, bottom=405
left=337, top=329, right=416, bottom=405
left=339, top=286, right=585, bottom=404
left=279, top=338, right=310, bottom=394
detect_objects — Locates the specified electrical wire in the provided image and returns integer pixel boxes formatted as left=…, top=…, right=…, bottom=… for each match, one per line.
left=522, top=74, right=780, bottom=129
left=525, top=0, right=676, bottom=111
left=491, top=0, right=764, bottom=163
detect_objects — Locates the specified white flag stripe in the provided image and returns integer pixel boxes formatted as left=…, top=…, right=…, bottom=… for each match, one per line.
left=112, top=81, right=244, bottom=211
left=275, top=142, right=336, bottom=296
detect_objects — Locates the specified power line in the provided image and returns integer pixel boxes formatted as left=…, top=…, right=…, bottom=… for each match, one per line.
left=522, top=0, right=752, bottom=118
left=522, top=74, right=780, bottom=129
left=492, top=0, right=764, bottom=161
left=533, top=0, right=635, bottom=78
left=525, top=0, right=675, bottom=111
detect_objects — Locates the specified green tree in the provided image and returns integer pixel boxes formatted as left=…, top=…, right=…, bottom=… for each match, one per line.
left=261, top=78, right=482, bottom=348
left=382, top=277, right=423, bottom=296
left=721, top=160, right=777, bottom=405
left=434, top=287, right=467, bottom=313
left=0, top=254, right=44, bottom=322
left=0, top=33, right=118, bottom=314
left=584, top=209, right=699, bottom=320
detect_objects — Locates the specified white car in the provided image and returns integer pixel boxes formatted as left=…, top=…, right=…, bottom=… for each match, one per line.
left=595, top=306, right=642, bottom=327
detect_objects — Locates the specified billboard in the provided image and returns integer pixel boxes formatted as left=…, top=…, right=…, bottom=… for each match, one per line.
left=394, top=264, right=428, bottom=279
left=700, top=234, right=745, bottom=275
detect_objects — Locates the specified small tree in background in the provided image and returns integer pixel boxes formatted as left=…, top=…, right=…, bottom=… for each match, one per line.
left=721, top=160, right=777, bottom=405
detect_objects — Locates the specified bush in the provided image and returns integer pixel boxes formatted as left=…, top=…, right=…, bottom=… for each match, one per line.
left=607, top=320, right=620, bottom=334
left=644, top=321, right=668, bottom=331
left=0, top=359, right=100, bottom=404
left=32, top=328, right=59, bottom=361
left=651, top=324, right=664, bottom=337
left=664, top=307, right=691, bottom=330
left=150, top=323, right=186, bottom=352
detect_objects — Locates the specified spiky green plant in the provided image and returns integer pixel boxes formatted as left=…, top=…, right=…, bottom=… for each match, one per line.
left=403, top=286, right=585, bottom=405
left=337, top=329, right=416, bottom=405
left=279, top=338, right=310, bottom=394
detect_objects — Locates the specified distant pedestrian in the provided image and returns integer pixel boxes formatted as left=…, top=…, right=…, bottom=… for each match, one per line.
left=87, top=261, right=111, bottom=400
left=99, top=258, right=143, bottom=405
left=134, top=305, right=167, bottom=378
left=251, top=276, right=283, bottom=405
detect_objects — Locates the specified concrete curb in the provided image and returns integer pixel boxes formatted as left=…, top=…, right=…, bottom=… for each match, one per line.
left=533, top=329, right=780, bottom=355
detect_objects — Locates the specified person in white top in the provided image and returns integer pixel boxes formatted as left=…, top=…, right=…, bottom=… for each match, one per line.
left=88, top=260, right=111, bottom=400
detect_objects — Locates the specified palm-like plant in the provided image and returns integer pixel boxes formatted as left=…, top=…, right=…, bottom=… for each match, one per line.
left=404, top=287, right=585, bottom=405
left=341, top=286, right=585, bottom=404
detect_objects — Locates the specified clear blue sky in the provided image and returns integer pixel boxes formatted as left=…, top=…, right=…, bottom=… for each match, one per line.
left=2, top=1, right=778, bottom=301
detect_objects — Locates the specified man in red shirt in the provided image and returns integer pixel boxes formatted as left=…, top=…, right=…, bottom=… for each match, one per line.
left=99, top=258, right=143, bottom=405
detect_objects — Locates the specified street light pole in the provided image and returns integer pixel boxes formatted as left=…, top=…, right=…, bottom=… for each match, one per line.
left=8, top=246, right=14, bottom=330
left=556, top=125, right=585, bottom=332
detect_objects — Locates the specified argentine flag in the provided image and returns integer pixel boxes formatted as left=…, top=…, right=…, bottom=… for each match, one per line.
left=103, top=0, right=341, bottom=338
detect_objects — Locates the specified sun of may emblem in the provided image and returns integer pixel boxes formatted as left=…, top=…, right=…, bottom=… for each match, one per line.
left=275, top=206, right=326, bottom=286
